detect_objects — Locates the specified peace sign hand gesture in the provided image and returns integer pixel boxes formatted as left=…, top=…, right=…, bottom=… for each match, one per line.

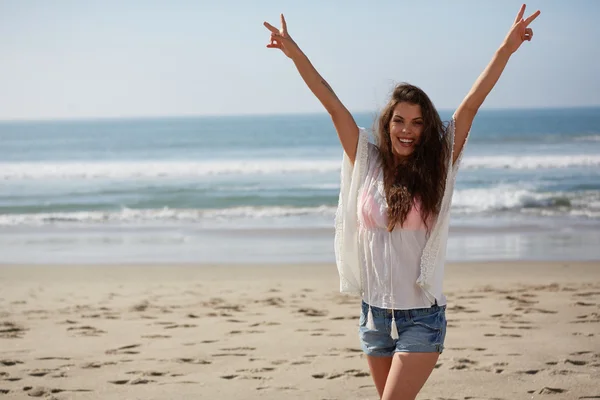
left=263, top=14, right=300, bottom=59
left=502, top=4, right=541, bottom=54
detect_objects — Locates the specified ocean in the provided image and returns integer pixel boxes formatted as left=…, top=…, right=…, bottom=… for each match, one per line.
left=1, top=107, right=599, bottom=264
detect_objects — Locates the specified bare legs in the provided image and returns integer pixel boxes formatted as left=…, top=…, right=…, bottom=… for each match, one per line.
left=366, top=352, right=439, bottom=400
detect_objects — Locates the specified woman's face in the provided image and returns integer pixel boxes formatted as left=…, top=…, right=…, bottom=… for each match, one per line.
left=388, top=102, right=424, bottom=158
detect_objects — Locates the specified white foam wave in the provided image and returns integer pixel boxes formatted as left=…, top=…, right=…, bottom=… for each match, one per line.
left=3, top=153, right=599, bottom=181
left=0, top=206, right=337, bottom=226
left=452, top=185, right=600, bottom=215
left=462, top=154, right=600, bottom=170
left=0, top=159, right=341, bottom=180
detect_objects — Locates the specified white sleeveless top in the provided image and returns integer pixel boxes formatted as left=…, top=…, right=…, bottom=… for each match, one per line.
left=358, top=144, right=447, bottom=310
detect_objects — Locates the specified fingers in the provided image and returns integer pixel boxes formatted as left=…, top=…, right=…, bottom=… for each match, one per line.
left=524, top=10, right=541, bottom=26
left=524, top=27, right=533, bottom=41
left=263, top=21, right=279, bottom=34
left=281, top=13, right=288, bottom=34
left=514, top=3, right=526, bottom=24
left=266, top=35, right=284, bottom=49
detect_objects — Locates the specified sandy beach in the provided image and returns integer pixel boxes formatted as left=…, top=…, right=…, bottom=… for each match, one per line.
left=1, top=261, right=599, bottom=400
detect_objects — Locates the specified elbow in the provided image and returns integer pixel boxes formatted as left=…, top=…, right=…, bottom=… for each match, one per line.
left=460, top=100, right=480, bottom=116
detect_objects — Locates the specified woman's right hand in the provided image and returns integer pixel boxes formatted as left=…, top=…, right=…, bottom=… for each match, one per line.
left=263, top=14, right=299, bottom=59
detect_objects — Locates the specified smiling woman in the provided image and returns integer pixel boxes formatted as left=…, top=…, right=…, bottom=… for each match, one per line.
left=264, top=4, right=541, bottom=400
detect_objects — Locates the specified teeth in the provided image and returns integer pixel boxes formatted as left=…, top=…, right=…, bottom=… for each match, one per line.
left=399, top=138, right=413, bottom=143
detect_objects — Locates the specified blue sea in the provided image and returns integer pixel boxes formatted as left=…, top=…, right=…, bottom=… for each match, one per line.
left=1, top=108, right=600, bottom=264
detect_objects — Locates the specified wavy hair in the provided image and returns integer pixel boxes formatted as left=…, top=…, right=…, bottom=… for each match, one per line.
left=374, top=83, right=450, bottom=232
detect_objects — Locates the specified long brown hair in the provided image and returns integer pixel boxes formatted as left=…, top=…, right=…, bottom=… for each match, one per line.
left=374, top=83, right=450, bottom=232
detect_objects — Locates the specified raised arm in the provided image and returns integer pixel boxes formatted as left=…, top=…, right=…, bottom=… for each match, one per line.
left=264, top=14, right=359, bottom=163
left=453, top=4, right=541, bottom=164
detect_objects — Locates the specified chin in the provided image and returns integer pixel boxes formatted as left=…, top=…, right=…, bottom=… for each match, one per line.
left=393, top=147, right=415, bottom=158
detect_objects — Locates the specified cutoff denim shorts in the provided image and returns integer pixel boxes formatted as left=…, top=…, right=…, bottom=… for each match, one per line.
left=358, top=300, right=447, bottom=356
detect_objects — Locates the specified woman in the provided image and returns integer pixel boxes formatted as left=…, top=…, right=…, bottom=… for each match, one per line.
left=264, top=5, right=540, bottom=399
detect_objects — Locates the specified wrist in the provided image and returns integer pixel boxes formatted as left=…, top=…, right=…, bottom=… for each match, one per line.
left=288, top=42, right=304, bottom=60
left=497, top=43, right=513, bottom=58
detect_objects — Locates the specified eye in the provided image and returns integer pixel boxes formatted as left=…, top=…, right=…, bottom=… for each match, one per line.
left=414, top=120, right=423, bottom=126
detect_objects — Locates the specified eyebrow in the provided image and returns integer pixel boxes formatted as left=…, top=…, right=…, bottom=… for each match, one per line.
left=393, top=114, right=423, bottom=120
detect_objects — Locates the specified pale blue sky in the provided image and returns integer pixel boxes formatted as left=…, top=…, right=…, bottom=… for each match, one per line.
left=0, top=0, right=598, bottom=121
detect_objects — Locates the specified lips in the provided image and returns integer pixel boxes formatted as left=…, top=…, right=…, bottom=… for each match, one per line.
left=396, top=137, right=414, bottom=148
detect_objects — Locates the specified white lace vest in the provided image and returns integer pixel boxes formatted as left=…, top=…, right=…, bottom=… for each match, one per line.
left=334, top=117, right=468, bottom=305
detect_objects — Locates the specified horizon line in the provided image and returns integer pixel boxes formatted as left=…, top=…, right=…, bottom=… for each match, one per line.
left=0, top=105, right=599, bottom=124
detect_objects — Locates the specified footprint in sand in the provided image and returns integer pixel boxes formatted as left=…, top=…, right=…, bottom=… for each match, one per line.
left=516, top=369, right=543, bottom=375
left=22, top=386, right=93, bottom=397
left=256, top=297, right=285, bottom=307
left=105, top=344, right=141, bottom=355
left=448, top=305, right=479, bottom=314
left=572, top=313, right=600, bottom=324
left=297, top=308, right=328, bottom=317
left=109, top=378, right=155, bottom=385
left=565, top=359, right=588, bottom=366
left=537, top=387, right=567, bottom=394
left=142, top=334, right=171, bottom=339
left=58, top=319, right=78, bottom=325
left=450, top=358, right=478, bottom=370
left=126, top=370, right=167, bottom=377
left=311, top=369, right=370, bottom=379
left=573, top=291, right=600, bottom=298
left=220, top=374, right=271, bottom=381
left=484, top=333, right=522, bottom=338
left=229, top=330, right=265, bottom=335
left=249, top=321, right=281, bottom=327
left=330, top=315, right=360, bottom=321
left=550, top=369, right=581, bottom=376
left=1, top=359, right=24, bottom=366
left=499, top=325, right=536, bottom=330
left=153, top=321, right=176, bottom=326
left=67, top=325, right=106, bottom=336
left=173, top=358, right=211, bottom=365
left=164, top=324, right=197, bottom=329
left=212, top=353, right=248, bottom=357
left=220, top=347, right=256, bottom=351
left=291, top=360, right=311, bottom=365
left=0, top=321, right=27, bottom=338
left=28, top=369, right=59, bottom=377
left=236, top=367, right=275, bottom=373
left=214, top=304, right=245, bottom=313
left=574, top=302, right=596, bottom=307
left=81, top=361, right=117, bottom=369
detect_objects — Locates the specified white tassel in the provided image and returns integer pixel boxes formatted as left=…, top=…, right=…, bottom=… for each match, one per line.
left=390, top=316, right=399, bottom=340
left=366, top=306, right=375, bottom=330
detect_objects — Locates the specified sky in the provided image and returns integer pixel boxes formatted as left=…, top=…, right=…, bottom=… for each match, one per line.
left=0, top=0, right=599, bottom=121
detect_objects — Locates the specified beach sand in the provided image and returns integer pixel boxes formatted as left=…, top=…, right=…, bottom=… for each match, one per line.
left=0, top=261, right=599, bottom=399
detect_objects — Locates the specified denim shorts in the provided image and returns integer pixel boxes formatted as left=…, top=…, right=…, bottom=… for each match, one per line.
left=358, top=300, right=447, bottom=356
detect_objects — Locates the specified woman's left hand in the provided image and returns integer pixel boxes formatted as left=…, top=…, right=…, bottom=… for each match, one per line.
left=502, top=4, right=541, bottom=54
